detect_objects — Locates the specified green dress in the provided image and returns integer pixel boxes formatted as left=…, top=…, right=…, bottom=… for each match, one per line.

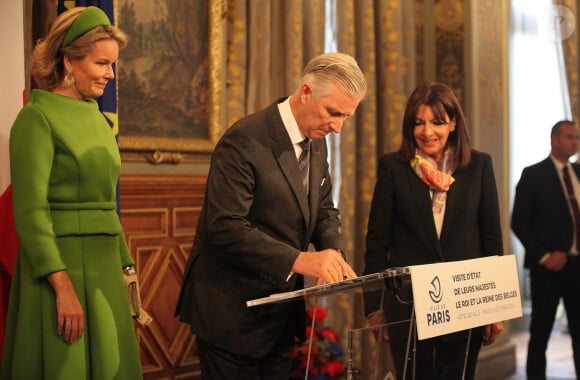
left=1, top=90, right=143, bottom=380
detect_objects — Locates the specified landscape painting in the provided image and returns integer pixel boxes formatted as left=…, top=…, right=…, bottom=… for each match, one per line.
left=117, top=0, right=225, bottom=157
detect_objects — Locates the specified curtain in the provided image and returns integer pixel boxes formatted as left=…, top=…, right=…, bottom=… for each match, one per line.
left=328, top=0, right=417, bottom=372
left=335, top=0, right=416, bottom=271
left=225, top=0, right=326, bottom=125
left=560, top=0, right=579, bottom=124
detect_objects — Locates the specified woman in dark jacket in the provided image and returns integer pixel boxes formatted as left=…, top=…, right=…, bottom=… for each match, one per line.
left=363, top=82, right=504, bottom=379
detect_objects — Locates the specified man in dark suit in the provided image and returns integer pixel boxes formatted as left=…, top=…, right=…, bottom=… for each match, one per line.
left=512, top=120, right=580, bottom=380
left=175, top=52, right=365, bottom=379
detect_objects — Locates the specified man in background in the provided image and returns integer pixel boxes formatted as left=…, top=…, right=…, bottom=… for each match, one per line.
left=512, top=119, right=580, bottom=379
left=175, top=52, right=366, bottom=379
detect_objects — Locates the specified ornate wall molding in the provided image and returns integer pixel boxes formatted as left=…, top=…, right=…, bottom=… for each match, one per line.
left=120, top=174, right=207, bottom=379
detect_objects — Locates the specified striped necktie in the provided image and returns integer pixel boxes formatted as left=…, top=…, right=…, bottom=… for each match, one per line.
left=298, top=139, right=311, bottom=192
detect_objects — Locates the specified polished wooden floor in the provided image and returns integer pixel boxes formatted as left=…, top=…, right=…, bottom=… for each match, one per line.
left=505, top=330, right=575, bottom=379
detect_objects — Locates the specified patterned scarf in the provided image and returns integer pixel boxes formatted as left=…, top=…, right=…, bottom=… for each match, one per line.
left=411, top=149, right=456, bottom=214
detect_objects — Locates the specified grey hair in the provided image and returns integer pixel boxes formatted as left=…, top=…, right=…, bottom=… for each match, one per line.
left=301, top=52, right=367, bottom=99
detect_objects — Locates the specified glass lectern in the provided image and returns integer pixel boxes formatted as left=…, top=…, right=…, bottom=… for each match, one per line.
left=247, top=268, right=440, bottom=380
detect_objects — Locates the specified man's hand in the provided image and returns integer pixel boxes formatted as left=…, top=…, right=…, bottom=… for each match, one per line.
left=544, top=251, right=567, bottom=271
left=292, top=249, right=357, bottom=284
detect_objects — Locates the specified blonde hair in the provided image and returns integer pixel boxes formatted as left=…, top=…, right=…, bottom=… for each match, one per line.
left=301, top=52, right=367, bottom=99
left=31, top=7, right=128, bottom=90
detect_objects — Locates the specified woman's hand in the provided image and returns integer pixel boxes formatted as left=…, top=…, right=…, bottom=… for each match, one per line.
left=47, top=270, right=84, bottom=343
left=367, top=310, right=390, bottom=342
left=482, top=321, right=503, bottom=346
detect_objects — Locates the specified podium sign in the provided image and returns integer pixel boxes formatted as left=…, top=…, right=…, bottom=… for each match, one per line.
left=410, top=255, right=522, bottom=340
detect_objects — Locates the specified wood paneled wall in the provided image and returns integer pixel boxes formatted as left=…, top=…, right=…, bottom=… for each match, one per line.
left=120, top=174, right=206, bottom=380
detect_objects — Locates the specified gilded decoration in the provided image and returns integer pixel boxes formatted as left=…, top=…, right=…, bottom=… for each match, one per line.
left=434, top=0, right=464, bottom=104
left=475, top=0, right=505, bottom=129
left=435, top=0, right=463, bottom=31
left=416, top=0, right=425, bottom=84
left=225, top=0, right=247, bottom=127
left=382, top=1, right=408, bottom=155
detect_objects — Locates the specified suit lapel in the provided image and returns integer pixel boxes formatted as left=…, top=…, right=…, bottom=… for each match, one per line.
left=546, top=158, right=568, bottom=205
left=405, top=166, right=444, bottom=258
left=268, top=105, right=310, bottom=222
left=440, top=169, right=462, bottom=243
left=571, top=162, right=580, bottom=184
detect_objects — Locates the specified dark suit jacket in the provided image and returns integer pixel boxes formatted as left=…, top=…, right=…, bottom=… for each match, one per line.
left=175, top=99, right=342, bottom=358
left=363, top=151, right=503, bottom=314
left=511, top=157, right=580, bottom=270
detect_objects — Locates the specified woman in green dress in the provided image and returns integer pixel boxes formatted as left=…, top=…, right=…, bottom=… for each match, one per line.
left=1, top=7, right=142, bottom=380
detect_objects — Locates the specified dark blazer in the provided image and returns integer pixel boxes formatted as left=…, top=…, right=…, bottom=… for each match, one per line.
left=511, top=157, right=580, bottom=270
left=363, top=151, right=503, bottom=313
left=175, top=99, right=341, bottom=358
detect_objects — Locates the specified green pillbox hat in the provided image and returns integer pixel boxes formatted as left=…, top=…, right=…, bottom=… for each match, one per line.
left=62, top=6, right=111, bottom=48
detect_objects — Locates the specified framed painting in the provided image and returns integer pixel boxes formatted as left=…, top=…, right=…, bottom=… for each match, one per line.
left=117, top=0, right=226, bottom=163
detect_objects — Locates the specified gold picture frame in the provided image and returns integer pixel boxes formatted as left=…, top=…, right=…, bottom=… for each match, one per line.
left=117, top=0, right=226, bottom=163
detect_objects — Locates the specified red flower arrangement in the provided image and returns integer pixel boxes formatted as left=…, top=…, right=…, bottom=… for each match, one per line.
left=290, top=305, right=346, bottom=380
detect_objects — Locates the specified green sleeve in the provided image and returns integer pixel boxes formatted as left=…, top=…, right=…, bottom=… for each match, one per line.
left=10, top=106, right=67, bottom=278
left=119, top=231, right=134, bottom=267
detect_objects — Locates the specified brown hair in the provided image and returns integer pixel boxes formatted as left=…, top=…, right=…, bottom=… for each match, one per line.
left=550, top=119, right=575, bottom=137
left=31, top=7, right=128, bottom=91
left=398, top=82, right=472, bottom=168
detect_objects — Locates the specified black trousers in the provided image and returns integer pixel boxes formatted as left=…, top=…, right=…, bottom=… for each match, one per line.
left=385, top=327, right=482, bottom=380
left=527, top=256, right=580, bottom=380
left=197, top=333, right=293, bottom=380
left=382, top=284, right=484, bottom=379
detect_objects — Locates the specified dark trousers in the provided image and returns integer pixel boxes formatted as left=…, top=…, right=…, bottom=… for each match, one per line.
left=527, top=256, right=580, bottom=380
left=383, top=285, right=483, bottom=380
left=197, top=334, right=293, bottom=380
left=386, top=328, right=482, bottom=380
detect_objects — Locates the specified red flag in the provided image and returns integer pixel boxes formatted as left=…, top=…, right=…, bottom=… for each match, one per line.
left=0, top=0, right=25, bottom=362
